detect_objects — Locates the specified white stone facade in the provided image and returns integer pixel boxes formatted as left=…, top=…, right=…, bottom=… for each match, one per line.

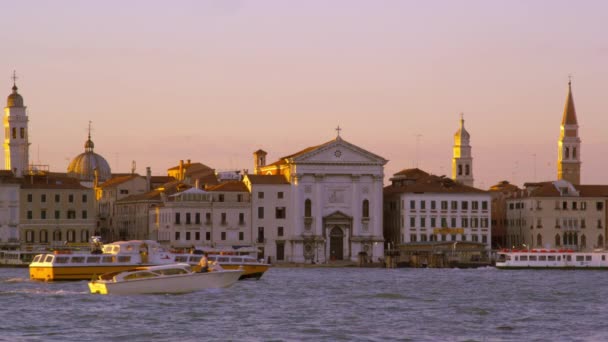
left=256, top=136, right=387, bottom=263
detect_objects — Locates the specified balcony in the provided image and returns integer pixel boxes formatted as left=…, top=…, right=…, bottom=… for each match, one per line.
left=256, top=237, right=266, bottom=244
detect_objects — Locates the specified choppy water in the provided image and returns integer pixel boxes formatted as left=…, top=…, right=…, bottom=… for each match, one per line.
left=1, top=266, right=608, bottom=341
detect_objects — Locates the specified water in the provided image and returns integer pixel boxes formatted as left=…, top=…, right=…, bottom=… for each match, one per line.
left=1, top=267, right=608, bottom=342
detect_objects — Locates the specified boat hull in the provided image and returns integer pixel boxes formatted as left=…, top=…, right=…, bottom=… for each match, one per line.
left=30, top=264, right=156, bottom=281
left=220, top=264, right=269, bottom=280
left=88, top=269, right=243, bottom=295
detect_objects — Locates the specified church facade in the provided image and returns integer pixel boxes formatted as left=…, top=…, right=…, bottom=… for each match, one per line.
left=252, top=134, right=387, bottom=263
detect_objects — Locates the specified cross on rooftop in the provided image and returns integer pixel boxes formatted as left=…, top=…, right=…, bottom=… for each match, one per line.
left=336, top=125, right=342, bottom=137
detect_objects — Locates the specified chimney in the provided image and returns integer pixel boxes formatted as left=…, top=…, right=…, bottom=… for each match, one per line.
left=146, top=167, right=151, bottom=192
left=179, top=160, right=184, bottom=181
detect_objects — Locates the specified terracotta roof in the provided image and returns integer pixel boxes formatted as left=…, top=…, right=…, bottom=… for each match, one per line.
left=20, top=174, right=90, bottom=190
left=118, top=181, right=190, bottom=202
left=245, top=174, right=290, bottom=185
left=167, top=162, right=212, bottom=173
left=0, top=171, right=19, bottom=183
left=207, top=181, right=249, bottom=192
left=193, top=173, right=219, bottom=187
left=393, top=168, right=430, bottom=179
left=489, top=180, right=520, bottom=193
left=385, top=173, right=487, bottom=195
left=151, top=176, right=175, bottom=184
left=519, top=181, right=608, bottom=198
left=576, top=185, right=608, bottom=197
left=562, top=81, right=578, bottom=125
left=100, top=174, right=141, bottom=188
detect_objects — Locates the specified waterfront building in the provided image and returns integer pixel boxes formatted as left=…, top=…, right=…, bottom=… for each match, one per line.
left=151, top=181, right=251, bottom=250
left=557, top=81, right=581, bottom=185
left=488, top=180, right=520, bottom=249
left=19, top=172, right=96, bottom=248
left=384, top=168, right=492, bottom=267
left=253, top=133, right=387, bottom=263
left=242, top=174, right=291, bottom=263
left=504, top=81, right=608, bottom=251
left=452, top=114, right=474, bottom=187
left=95, top=172, right=150, bottom=242
left=505, top=180, right=608, bottom=251
left=3, top=75, right=29, bottom=177
left=0, top=171, right=20, bottom=248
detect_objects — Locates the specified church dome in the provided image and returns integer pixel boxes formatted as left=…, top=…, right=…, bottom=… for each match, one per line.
left=67, top=133, right=111, bottom=182
left=7, top=85, right=24, bottom=107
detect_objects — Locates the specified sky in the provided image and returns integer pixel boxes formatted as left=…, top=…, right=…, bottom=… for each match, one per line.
left=1, top=0, right=608, bottom=189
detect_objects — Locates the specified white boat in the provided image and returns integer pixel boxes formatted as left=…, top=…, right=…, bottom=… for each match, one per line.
left=0, top=250, right=43, bottom=267
left=175, top=253, right=270, bottom=280
left=88, top=263, right=243, bottom=295
left=495, top=249, right=608, bottom=269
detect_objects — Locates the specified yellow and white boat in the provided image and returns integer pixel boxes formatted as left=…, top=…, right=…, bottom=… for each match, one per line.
left=88, top=263, right=243, bottom=295
left=29, top=240, right=176, bottom=281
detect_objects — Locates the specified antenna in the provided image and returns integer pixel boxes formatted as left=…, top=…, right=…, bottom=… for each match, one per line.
left=414, top=134, right=423, bottom=168
left=131, top=160, right=136, bottom=174
left=532, top=153, right=537, bottom=182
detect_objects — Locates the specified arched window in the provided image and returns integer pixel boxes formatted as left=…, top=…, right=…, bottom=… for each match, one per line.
left=81, top=229, right=89, bottom=243
left=53, top=230, right=62, bottom=242
left=429, top=234, right=436, bottom=242
left=555, top=234, right=561, bottom=247
left=574, top=232, right=578, bottom=245
left=362, top=199, right=369, bottom=218
left=565, top=147, right=570, bottom=159
left=573, top=147, right=577, bottom=159
left=26, top=230, right=34, bottom=243
left=458, top=165, right=463, bottom=176
left=598, top=235, right=604, bottom=248
left=536, top=234, right=542, bottom=247
left=421, top=234, right=427, bottom=242
left=581, top=234, right=586, bottom=248
left=304, top=199, right=312, bottom=217
left=67, top=230, right=76, bottom=243
left=40, top=230, right=48, bottom=243
left=465, top=164, right=470, bottom=175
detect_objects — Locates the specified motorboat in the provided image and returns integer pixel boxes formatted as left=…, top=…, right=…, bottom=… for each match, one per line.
left=495, top=249, right=608, bottom=269
left=88, top=263, right=243, bottom=295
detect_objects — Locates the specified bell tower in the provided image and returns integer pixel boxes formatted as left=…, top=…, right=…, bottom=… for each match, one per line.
left=452, top=114, right=474, bottom=187
left=557, top=80, right=581, bottom=184
left=3, top=71, right=29, bottom=176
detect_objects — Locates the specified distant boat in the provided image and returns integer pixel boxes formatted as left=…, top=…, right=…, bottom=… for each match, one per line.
left=495, top=249, right=608, bottom=269
left=88, top=263, right=243, bottom=295
left=0, top=250, right=43, bottom=267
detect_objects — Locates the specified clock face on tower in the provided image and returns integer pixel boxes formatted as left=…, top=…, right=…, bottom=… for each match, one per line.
left=334, top=150, right=342, bottom=158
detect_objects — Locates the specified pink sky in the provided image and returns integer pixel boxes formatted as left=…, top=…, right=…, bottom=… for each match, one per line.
left=1, top=1, right=607, bottom=188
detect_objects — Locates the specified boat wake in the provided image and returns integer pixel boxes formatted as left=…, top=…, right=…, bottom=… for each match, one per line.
left=4, top=288, right=88, bottom=295
left=2, top=277, right=30, bottom=283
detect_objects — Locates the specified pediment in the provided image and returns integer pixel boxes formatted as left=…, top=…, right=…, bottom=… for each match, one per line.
left=324, top=210, right=352, bottom=220
left=291, top=138, right=387, bottom=165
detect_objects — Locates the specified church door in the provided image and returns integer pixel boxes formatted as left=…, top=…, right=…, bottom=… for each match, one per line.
left=330, top=226, right=344, bottom=261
